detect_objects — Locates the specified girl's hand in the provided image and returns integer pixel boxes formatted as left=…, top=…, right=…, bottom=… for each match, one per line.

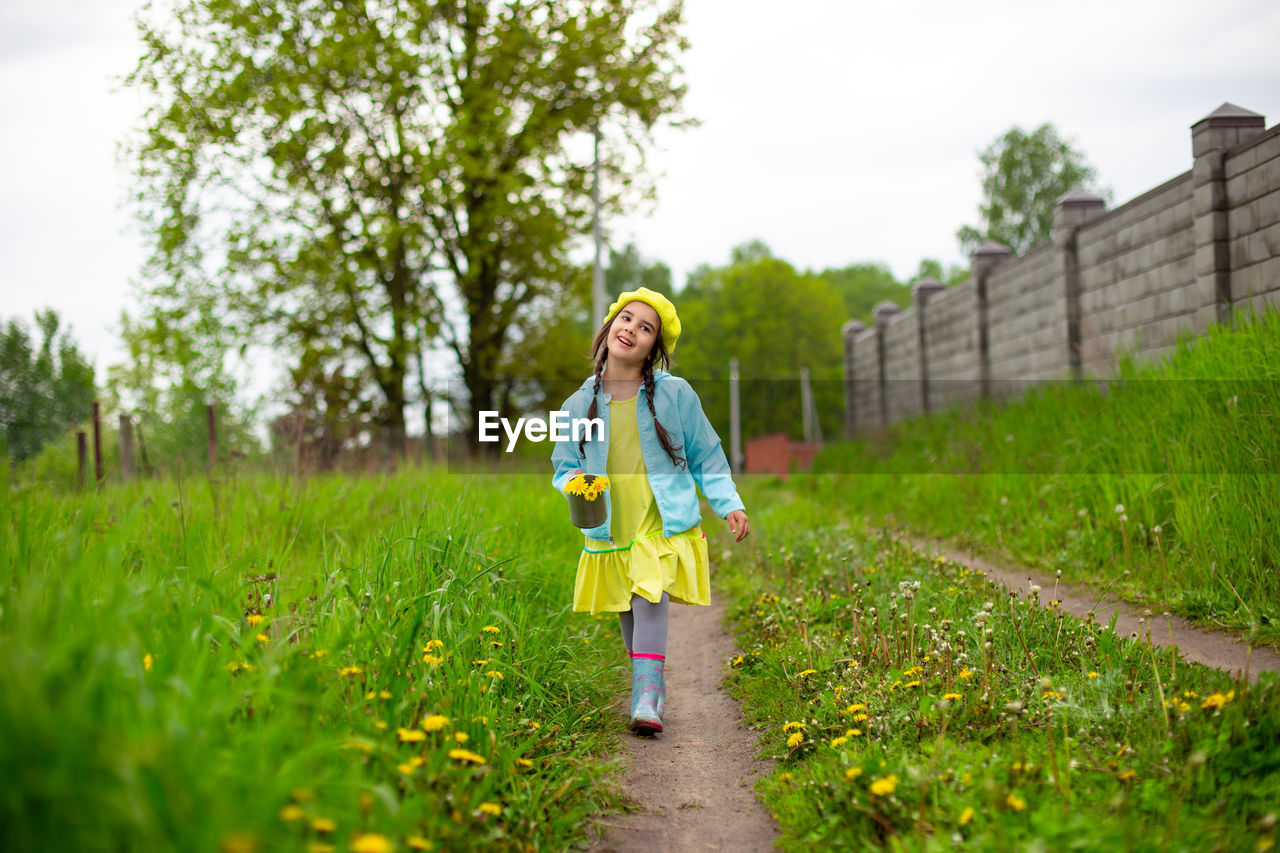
left=726, top=510, right=750, bottom=543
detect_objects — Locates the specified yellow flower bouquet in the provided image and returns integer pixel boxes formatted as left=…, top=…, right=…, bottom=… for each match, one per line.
left=563, top=473, right=610, bottom=528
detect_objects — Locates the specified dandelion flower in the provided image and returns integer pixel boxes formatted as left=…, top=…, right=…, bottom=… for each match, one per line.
left=515, top=758, right=534, bottom=768
left=397, top=762, right=416, bottom=775
left=959, top=806, right=974, bottom=826
left=485, top=670, right=504, bottom=680
left=423, top=639, right=444, bottom=651
left=798, top=669, right=817, bottom=677
left=869, top=774, right=898, bottom=797
left=943, top=692, right=962, bottom=701
left=783, top=721, right=806, bottom=731
left=959, top=668, right=973, bottom=680
left=421, top=654, right=443, bottom=666
left=351, top=834, right=394, bottom=853
left=1201, top=692, right=1231, bottom=710
left=482, top=626, right=501, bottom=634
left=1006, top=793, right=1026, bottom=811
left=843, top=703, right=867, bottom=714
left=453, top=731, right=469, bottom=743
left=830, top=737, right=848, bottom=748
left=406, top=838, right=433, bottom=851
left=846, top=728, right=862, bottom=737
left=311, top=817, right=337, bottom=833
left=786, top=732, right=804, bottom=748
left=1088, top=671, right=1099, bottom=679
left=143, top=653, right=154, bottom=671
left=844, top=767, right=863, bottom=780
left=308, top=844, right=335, bottom=853
left=247, top=614, right=264, bottom=627
left=338, top=666, right=363, bottom=677
left=448, top=748, right=486, bottom=764
left=398, top=728, right=426, bottom=743
left=477, top=802, right=502, bottom=816
left=1118, top=769, right=1136, bottom=781
left=279, top=805, right=305, bottom=821
left=422, top=715, right=449, bottom=732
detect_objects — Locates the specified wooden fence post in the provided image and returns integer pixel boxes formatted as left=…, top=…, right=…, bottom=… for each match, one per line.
left=119, top=414, right=135, bottom=482
left=91, top=402, right=104, bottom=485
left=77, top=430, right=87, bottom=490
left=207, top=403, right=218, bottom=473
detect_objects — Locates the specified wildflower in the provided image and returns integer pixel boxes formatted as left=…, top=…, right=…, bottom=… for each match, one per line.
left=473, top=659, right=488, bottom=666
left=1201, top=692, right=1232, bottom=710
left=338, top=666, right=362, bottom=677
left=960, top=806, right=974, bottom=826
left=407, top=838, right=433, bottom=851
left=311, top=817, right=337, bottom=833
left=379, top=690, right=392, bottom=700
left=1117, top=769, right=1136, bottom=781
left=563, top=473, right=611, bottom=500
left=778, top=772, right=793, bottom=782
left=730, top=655, right=745, bottom=667
left=783, top=721, right=806, bottom=731
left=448, top=748, right=486, bottom=764
left=904, top=680, right=921, bottom=689
left=852, top=714, right=869, bottom=722
left=844, top=703, right=867, bottom=714
left=308, top=844, right=335, bottom=853
left=869, top=774, right=898, bottom=797
left=830, top=737, right=848, bottom=748
left=798, top=669, right=817, bottom=677
left=421, top=654, right=443, bottom=666
left=943, top=693, right=962, bottom=701
left=143, top=653, right=154, bottom=671
left=482, top=626, right=501, bottom=634
left=844, top=767, right=863, bottom=780
left=397, top=762, right=416, bottom=775
left=422, top=715, right=449, bottom=732
left=373, top=721, right=387, bottom=730
left=477, top=802, right=502, bottom=816
left=292, top=789, right=315, bottom=803
left=1115, top=504, right=1124, bottom=515
left=786, top=732, right=804, bottom=748
left=453, top=732, right=469, bottom=743
left=485, top=670, right=504, bottom=680
left=489, top=642, right=503, bottom=648
left=423, top=639, right=444, bottom=651
left=256, top=633, right=270, bottom=644
left=351, top=834, right=394, bottom=853
left=1006, top=793, right=1026, bottom=811
left=398, top=728, right=426, bottom=743
left=220, top=833, right=258, bottom=853
left=1088, top=671, right=1099, bottom=679
left=846, top=728, right=863, bottom=737
left=312, top=650, right=328, bottom=659
left=515, top=758, right=534, bottom=768
left=247, top=614, right=264, bottom=627
left=279, top=805, right=305, bottom=821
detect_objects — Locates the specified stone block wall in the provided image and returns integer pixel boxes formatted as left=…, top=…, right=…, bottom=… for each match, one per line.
left=842, top=104, right=1279, bottom=432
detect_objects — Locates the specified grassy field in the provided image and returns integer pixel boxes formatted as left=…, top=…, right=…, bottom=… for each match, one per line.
left=0, top=467, right=625, bottom=852
left=719, top=484, right=1280, bottom=851
left=810, top=307, right=1280, bottom=644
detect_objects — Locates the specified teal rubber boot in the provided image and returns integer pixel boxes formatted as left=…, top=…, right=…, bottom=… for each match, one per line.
left=629, top=656, right=664, bottom=735
left=656, top=666, right=666, bottom=719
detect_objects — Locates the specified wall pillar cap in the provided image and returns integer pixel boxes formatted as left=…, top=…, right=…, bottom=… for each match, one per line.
left=1056, top=188, right=1106, bottom=208
left=1193, top=102, right=1265, bottom=130
left=842, top=319, right=867, bottom=337
left=912, top=277, right=946, bottom=305
left=971, top=240, right=1011, bottom=259
left=872, top=300, right=903, bottom=324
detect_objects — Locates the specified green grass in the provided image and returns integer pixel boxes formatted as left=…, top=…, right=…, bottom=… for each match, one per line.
left=0, top=466, right=624, bottom=852
left=811, top=306, right=1280, bottom=643
left=719, top=487, right=1280, bottom=851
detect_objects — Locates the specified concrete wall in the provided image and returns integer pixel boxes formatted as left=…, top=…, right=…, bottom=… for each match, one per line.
left=842, top=104, right=1280, bottom=432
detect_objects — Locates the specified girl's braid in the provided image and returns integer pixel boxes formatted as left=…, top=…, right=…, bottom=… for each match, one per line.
left=578, top=352, right=607, bottom=461
left=643, top=359, right=686, bottom=469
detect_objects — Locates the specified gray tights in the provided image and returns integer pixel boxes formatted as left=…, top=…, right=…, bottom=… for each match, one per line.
left=618, top=592, right=670, bottom=657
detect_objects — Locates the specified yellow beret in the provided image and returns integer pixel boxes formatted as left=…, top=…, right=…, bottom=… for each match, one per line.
left=605, top=287, right=682, bottom=352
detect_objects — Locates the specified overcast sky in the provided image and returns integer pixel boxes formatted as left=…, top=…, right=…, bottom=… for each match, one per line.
left=3, top=0, right=1279, bottom=384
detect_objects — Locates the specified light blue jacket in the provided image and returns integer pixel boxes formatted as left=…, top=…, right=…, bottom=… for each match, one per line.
left=550, top=370, right=745, bottom=542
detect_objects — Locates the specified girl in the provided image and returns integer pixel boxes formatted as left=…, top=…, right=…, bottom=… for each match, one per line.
left=551, top=287, right=750, bottom=735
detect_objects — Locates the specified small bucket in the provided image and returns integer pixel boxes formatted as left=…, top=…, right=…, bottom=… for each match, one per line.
left=567, top=476, right=608, bottom=529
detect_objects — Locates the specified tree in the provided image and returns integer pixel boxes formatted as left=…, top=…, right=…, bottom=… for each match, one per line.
left=604, top=242, right=672, bottom=300
left=0, top=310, right=95, bottom=463
left=956, top=124, right=1109, bottom=256
left=675, top=246, right=845, bottom=443
left=817, top=262, right=909, bottom=324
left=126, top=0, right=689, bottom=453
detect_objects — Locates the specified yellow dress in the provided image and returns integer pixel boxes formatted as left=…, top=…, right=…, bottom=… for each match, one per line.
left=572, top=396, right=710, bottom=614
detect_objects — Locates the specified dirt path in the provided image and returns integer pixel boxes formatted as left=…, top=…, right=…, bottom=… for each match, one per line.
left=588, top=599, right=778, bottom=853
left=908, top=535, right=1280, bottom=681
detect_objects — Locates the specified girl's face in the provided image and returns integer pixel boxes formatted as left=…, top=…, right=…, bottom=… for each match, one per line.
left=607, top=301, right=660, bottom=367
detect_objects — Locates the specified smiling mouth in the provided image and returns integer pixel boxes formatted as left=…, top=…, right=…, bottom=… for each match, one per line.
left=616, top=335, right=635, bottom=349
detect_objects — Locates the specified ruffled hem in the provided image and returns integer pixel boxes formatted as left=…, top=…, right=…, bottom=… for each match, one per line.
left=572, top=527, right=710, bottom=614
